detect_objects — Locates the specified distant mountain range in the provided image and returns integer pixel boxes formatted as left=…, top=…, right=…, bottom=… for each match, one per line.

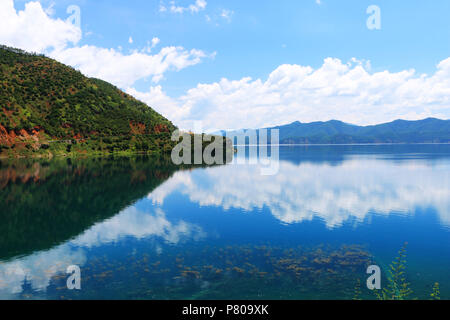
left=220, top=118, right=450, bottom=144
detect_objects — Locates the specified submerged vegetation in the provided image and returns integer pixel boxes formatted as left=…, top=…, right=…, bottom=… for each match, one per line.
left=16, top=243, right=374, bottom=300
left=353, top=243, right=442, bottom=301
left=430, top=283, right=441, bottom=300
left=352, top=279, right=363, bottom=301
left=375, top=243, right=413, bottom=300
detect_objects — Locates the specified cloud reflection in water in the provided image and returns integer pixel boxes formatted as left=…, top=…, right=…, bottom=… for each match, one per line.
left=0, top=207, right=205, bottom=298
left=148, top=158, right=450, bottom=228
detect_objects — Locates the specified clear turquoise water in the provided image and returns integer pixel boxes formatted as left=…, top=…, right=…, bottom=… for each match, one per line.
left=0, top=145, right=449, bottom=300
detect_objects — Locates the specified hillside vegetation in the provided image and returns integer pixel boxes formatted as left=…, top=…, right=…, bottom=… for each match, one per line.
left=0, top=45, right=176, bottom=157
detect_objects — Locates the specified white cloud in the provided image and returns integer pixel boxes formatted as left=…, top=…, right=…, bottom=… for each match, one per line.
left=220, top=9, right=234, bottom=22
left=161, top=0, right=207, bottom=14
left=130, top=57, right=450, bottom=131
left=151, top=37, right=160, bottom=47
left=52, top=45, right=208, bottom=87
left=0, top=0, right=81, bottom=52
left=204, top=8, right=234, bottom=26
left=159, top=0, right=167, bottom=12
left=44, top=1, right=55, bottom=16
left=127, top=85, right=189, bottom=120
left=1, top=0, right=210, bottom=89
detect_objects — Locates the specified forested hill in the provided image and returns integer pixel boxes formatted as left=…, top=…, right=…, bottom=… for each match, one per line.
left=0, top=45, right=176, bottom=157
left=222, top=118, right=450, bottom=144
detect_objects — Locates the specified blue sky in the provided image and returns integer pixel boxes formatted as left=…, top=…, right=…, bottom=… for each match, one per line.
left=3, top=0, right=450, bottom=130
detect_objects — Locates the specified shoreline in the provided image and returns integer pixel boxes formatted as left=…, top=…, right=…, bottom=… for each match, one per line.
left=234, top=142, right=450, bottom=147
left=0, top=150, right=167, bottom=160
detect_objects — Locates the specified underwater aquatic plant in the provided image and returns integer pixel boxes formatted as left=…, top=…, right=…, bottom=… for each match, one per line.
left=430, top=283, right=441, bottom=300
left=375, top=242, right=413, bottom=300
left=352, top=243, right=444, bottom=301
left=352, top=279, right=363, bottom=301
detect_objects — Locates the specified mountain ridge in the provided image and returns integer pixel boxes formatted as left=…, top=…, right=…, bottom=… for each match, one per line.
left=221, top=118, right=450, bottom=144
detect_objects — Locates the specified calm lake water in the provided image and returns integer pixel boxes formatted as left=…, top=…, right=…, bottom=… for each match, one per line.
left=0, top=145, right=449, bottom=300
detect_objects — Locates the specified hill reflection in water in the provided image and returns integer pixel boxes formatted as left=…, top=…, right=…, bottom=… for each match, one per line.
left=0, top=145, right=449, bottom=299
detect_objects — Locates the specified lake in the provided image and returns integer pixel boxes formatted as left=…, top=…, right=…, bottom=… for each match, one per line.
left=0, top=145, right=449, bottom=300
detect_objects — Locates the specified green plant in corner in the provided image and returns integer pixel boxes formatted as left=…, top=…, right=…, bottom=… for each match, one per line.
left=375, top=242, right=413, bottom=300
